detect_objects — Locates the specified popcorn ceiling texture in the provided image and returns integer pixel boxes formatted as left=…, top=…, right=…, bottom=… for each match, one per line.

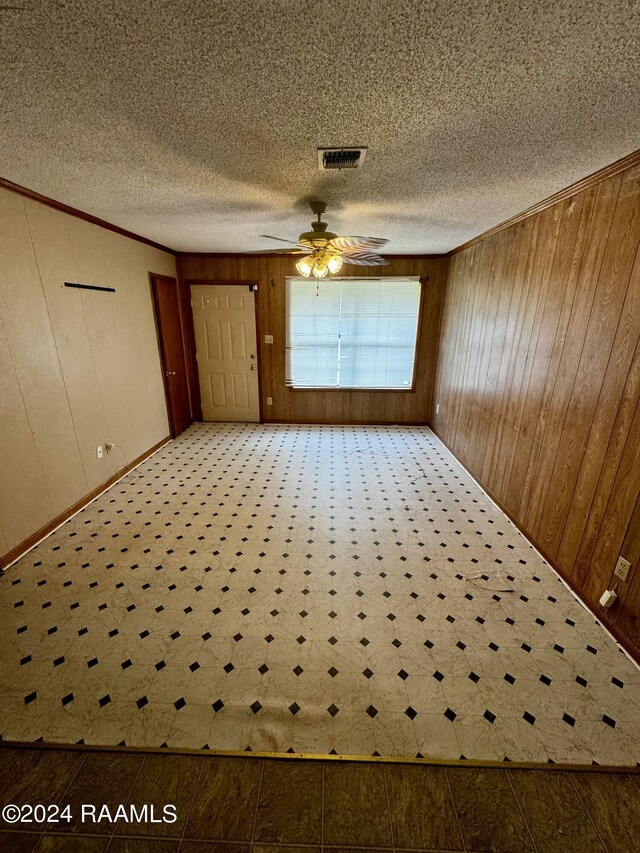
left=1, top=0, right=639, bottom=253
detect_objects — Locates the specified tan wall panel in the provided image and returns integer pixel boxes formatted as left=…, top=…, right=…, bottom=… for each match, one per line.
left=433, top=161, right=640, bottom=655
left=24, top=200, right=109, bottom=490
left=0, top=191, right=87, bottom=513
left=0, top=322, right=54, bottom=545
left=0, top=523, right=8, bottom=558
left=0, top=186, right=175, bottom=556
left=68, top=217, right=138, bottom=463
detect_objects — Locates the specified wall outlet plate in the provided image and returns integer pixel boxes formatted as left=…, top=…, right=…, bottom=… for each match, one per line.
left=96, top=445, right=103, bottom=459
left=266, top=397, right=273, bottom=406
left=614, top=556, right=631, bottom=582
left=264, top=334, right=274, bottom=344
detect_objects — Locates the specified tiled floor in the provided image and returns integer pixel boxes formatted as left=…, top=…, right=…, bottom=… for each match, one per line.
left=1, top=423, right=639, bottom=764
left=1, top=745, right=639, bottom=852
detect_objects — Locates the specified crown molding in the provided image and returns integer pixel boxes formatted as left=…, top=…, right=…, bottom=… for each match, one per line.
left=5, top=147, right=639, bottom=261
left=447, top=148, right=640, bottom=256
left=0, top=177, right=176, bottom=255
left=175, top=251, right=447, bottom=259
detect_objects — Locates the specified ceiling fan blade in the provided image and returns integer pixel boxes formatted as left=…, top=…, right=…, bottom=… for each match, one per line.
left=260, top=234, right=309, bottom=249
left=246, top=249, right=306, bottom=255
left=342, top=252, right=389, bottom=266
left=328, top=235, right=388, bottom=252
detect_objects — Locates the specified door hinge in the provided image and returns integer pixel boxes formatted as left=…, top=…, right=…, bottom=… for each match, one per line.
left=190, top=298, right=193, bottom=308
left=195, top=352, right=198, bottom=361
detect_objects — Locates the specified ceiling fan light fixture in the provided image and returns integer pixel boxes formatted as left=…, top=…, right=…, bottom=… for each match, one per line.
left=312, top=261, right=329, bottom=278
left=296, top=256, right=314, bottom=277
left=266, top=201, right=389, bottom=276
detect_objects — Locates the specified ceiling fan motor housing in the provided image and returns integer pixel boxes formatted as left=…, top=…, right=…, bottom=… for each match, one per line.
left=299, top=205, right=338, bottom=247
left=264, top=199, right=388, bottom=267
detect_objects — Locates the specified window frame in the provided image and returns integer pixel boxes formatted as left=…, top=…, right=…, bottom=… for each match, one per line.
left=284, top=276, right=425, bottom=393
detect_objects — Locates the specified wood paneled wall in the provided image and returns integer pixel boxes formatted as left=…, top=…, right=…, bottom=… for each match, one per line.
left=177, top=255, right=448, bottom=425
left=432, top=160, right=640, bottom=654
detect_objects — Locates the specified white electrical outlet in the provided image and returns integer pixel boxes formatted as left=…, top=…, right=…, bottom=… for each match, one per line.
left=264, top=334, right=274, bottom=344
left=614, top=556, right=631, bottom=582
left=96, top=445, right=103, bottom=459
left=266, top=397, right=273, bottom=406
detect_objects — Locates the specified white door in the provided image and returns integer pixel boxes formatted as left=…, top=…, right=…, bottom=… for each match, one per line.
left=191, top=284, right=260, bottom=422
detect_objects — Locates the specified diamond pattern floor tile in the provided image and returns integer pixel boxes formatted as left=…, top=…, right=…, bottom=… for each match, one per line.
left=1, top=422, right=639, bottom=764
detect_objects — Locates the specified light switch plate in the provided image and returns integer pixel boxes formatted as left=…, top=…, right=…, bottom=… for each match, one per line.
left=264, top=334, right=274, bottom=344
left=614, top=556, right=631, bottom=582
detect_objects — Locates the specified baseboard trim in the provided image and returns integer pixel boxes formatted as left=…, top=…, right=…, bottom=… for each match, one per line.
left=0, top=436, right=172, bottom=570
left=429, top=427, right=640, bottom=666
left=264, top=419, right=430, bottom=426
left=0, top=738, right=637, bottom=773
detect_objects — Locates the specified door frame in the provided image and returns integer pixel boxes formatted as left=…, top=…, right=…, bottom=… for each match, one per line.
left=149, top=272, right=193, bottom=437
left=184, top=278, right=263, bottom=423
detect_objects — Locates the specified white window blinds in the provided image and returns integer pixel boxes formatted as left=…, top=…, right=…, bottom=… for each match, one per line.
left=285, top=277, right=421, bottom=389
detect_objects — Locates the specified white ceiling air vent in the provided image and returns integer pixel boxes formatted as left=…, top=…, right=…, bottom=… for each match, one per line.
left=318, top=147, right=367, bottom=170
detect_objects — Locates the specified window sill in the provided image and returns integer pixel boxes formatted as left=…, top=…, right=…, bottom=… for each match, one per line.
left=286, top=386, right=416, bottom=393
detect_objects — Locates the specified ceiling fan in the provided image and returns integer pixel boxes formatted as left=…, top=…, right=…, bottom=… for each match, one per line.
left=261, top=201, right=388, bottom=278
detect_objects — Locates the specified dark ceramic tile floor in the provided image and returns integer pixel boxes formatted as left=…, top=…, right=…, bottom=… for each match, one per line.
left=1, top=746, right=639, bottom=852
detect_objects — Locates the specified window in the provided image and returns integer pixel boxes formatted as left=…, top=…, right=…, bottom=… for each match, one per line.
left=285, top=277, right=421, bottom=389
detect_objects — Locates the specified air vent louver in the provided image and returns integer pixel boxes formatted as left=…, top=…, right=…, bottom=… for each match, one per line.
left=318, top=147, right=367, bottom=170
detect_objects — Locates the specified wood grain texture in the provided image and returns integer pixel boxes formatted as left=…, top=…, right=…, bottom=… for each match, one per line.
left=117, top=754, right=201, bottom=838
left=0, top=833, right=42, bottom=853
left=433, top=161, right=640, bottom=654
left=184, top=757, right=261, bottom=841
left=107, top=841, right=178, bottom=853
left=613, top=494, right=640, bottom=640
left=0, top=746, right=27, bottom=792
left=508, top=770, right=605, bottom=853
left=254, top=760, right=322, bottom=844
left=323, top=763, right=392, bottom=847
left=385, top=764, right=463, bottom=850
left=445, top=767, right=536, bottom=852
left=254, top=848, right=318, bottom=853
left=569, top=773, right=640, bottom=853
left=0, top=749, right=86, bottom=822
left=176, top=255, right=448, bottom=425
left=47, top=751, right=143, bottom=835
left=38, top=837, right=110, bottom=852
left=182, top=844, right=249, bottom=853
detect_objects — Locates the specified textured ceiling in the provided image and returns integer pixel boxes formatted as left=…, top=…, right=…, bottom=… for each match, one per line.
left=1, top=1, right=639, bottom=253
